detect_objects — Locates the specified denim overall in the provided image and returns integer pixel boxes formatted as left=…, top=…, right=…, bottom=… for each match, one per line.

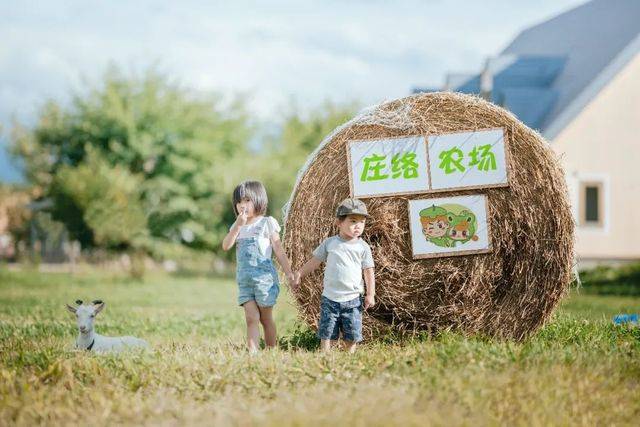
left=236, top=236, right=280, bottom=307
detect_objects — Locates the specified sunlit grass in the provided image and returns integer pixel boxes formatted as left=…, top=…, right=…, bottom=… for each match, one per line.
left=1, top=268, right=639, bottom=426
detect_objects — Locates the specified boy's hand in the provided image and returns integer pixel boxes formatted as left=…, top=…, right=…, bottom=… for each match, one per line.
left=364, top=294, right=375, bottom=310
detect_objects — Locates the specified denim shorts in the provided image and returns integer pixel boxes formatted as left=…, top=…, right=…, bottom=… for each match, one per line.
left=317, top=295, right=363, bottom=342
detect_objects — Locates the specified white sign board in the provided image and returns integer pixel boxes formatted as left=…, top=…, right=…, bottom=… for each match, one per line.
left=408, top=195, right=492, bottom=259
left=427, top=128, right=509, bottom=192
left=348, top=136, right=429, bottom=198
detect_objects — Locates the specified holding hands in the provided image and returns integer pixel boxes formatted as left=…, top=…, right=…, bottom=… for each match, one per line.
left=286, top=271, right=297, bottom=288
left=288, top=270, right=301, bottom=289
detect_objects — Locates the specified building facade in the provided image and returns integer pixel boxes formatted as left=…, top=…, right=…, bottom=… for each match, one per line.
left=416, top=0, right=640, bottom=264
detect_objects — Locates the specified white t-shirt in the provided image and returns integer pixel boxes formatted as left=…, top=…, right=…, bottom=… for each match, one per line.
left=312, top=235, right=375, bottom=302
left=234, top=216, right=281, bottom=258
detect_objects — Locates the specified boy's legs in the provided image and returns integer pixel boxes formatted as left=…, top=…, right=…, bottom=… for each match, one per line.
left=343, top=341, right=357, bottom=353
left=242, top=300, right=261, bottom=353
left=257, top=305, right=277, bottom=348
left=318, top=297, right=340, bottom=351
left=320, top=339, right=339, bottom=352
left=340, top=297, right=363, bottom=353
left=320, top=339, right=331, bottom=352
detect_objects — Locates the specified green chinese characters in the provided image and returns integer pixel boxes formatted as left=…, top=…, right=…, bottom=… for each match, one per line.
left=438, top=143, right=497, bottom=174
left=361, top=152, right=419, bottom=182
left=419, top=204, right=479, bottom=248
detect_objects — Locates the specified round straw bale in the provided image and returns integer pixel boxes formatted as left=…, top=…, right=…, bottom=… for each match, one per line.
left=283, top=92, right=574, bottom=341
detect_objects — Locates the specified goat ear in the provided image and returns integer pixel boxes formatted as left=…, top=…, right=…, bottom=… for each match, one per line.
left=66, top=304, right=77, bottom=313
left=94, top=301, right=105, bottom=314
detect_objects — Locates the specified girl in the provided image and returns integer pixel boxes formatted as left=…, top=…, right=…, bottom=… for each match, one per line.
left=222, top=180, right=294, bottom=352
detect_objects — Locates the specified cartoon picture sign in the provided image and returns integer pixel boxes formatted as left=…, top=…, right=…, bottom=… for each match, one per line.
left=408, top=195, right=491, bottom=259
left=428, top=128, right=509, bottom=192
left=347, top=136, right=430, bottom=198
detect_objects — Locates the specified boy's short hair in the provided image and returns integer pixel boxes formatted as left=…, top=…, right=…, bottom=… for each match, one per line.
left=232, top=181, right=268, bottom=216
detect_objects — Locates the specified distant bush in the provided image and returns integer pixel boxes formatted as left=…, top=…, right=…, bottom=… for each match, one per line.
left=578, top=262, right=640, bottom=296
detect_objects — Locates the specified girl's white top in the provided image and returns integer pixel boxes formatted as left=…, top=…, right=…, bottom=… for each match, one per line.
left=235, top=216, right=281, bottom=258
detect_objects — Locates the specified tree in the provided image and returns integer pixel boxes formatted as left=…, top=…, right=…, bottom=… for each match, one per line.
left=259, top=102, right=357, bottom=221
left=11, top=66, right=252, bottom=257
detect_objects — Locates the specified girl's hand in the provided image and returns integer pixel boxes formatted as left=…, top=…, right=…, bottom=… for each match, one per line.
left=237, top=208, right=248, bottom=226
left=364, top=294, right=375, bottom=310
left=292, top=271, right=301, bottom=288
left=286, top=272, right=296, bottom=287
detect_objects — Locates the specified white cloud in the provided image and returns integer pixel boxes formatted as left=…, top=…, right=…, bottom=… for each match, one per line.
left=0, top=0, right=588, bottom=126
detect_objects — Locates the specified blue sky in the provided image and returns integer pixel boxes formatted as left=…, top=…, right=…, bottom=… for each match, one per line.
left=0, top=0, right=587, bottom=181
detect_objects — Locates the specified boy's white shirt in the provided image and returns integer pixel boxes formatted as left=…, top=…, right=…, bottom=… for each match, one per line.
left=234, top=216, right=280, bottom=258
left=313, top=235, right=374, bottom=303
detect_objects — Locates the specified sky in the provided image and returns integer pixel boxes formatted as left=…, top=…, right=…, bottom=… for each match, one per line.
left=0, top=0, right=587, bottom=181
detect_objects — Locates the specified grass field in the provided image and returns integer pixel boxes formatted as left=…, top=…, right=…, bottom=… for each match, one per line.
left=1, top=268, right=639, bottom=426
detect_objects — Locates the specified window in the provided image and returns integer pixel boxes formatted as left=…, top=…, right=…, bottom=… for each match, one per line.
left=579, top=182, right=603, bottom=226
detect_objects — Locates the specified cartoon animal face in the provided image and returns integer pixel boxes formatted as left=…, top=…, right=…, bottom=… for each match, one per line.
left=447, top=210, right=478, bottom=242
left=420, top=215, right=449, bottom=238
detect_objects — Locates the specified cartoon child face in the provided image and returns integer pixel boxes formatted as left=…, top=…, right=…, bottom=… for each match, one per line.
left=419, top=205, right=451, bottom=241
left=420, top=216, right=448, bottom=238
left=447, top=211, right=477, bottom=241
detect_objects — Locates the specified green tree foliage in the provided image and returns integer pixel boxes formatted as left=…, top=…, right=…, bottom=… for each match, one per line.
left=259, top=102, right=357, bottom=220
left=11, top=67, right=252, bottom=255
left=53, top=148, right=148, bottom=249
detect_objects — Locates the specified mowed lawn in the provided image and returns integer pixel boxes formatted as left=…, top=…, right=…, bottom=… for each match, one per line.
left=1, top=268, right=639, bottom=426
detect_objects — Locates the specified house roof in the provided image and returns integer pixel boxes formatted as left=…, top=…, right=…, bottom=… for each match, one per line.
left=503, top=0, right=640, bottom=138
left=416, top=0, right=640, bottom=139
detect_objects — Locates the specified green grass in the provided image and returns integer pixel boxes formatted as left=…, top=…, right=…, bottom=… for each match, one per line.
left=1, top=268, right=639, bottom=426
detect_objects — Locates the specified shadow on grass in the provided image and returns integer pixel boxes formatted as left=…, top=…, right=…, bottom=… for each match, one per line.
left=277, top=322, right=438, bottom=351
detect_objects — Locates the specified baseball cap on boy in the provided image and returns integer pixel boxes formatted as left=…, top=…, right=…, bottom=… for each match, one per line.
left=336, top=198, right=369, bottom=218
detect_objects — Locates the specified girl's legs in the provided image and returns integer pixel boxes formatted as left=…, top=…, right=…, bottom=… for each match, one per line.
left=258, top=305, right=277, bottom=348
left=243, top=301, right=261, bottom=353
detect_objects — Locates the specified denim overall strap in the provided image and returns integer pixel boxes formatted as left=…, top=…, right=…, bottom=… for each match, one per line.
left=235, top=236, right=278, bottom=280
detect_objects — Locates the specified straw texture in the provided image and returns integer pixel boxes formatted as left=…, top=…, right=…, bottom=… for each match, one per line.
left=283, top=92, right=574, bottom=340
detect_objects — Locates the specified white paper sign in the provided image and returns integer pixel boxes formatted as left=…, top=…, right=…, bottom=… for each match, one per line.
left=408, top=195, right=491, bottom=259
left=348, top=136, right=429, bottom=198
left=428, top=129, right=508, bottom=191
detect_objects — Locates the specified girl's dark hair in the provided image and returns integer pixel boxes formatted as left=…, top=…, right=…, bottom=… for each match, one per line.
left=232, top=181, right=268, bottom=216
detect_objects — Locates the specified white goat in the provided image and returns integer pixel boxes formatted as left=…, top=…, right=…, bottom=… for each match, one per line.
left=66, top=299, right=149, bottom=353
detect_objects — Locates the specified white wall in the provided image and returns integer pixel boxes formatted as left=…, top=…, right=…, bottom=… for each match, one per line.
left=552, top=52, right=640, bottom=260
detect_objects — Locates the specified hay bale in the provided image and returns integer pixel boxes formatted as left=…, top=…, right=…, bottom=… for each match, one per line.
left=283, top=92, right=574, bottom=340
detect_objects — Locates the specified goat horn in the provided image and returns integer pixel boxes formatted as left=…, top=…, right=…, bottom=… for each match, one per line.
left=92, top=300, right=103, bottom=305
left=75, top=299, right=83, bottom=305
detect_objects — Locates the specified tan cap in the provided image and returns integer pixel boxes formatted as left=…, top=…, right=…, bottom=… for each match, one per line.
left=336, top=198, right=369, bottom=217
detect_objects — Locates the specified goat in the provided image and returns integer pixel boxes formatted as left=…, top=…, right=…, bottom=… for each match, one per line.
left=66, top=299, right=149, bottom=353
